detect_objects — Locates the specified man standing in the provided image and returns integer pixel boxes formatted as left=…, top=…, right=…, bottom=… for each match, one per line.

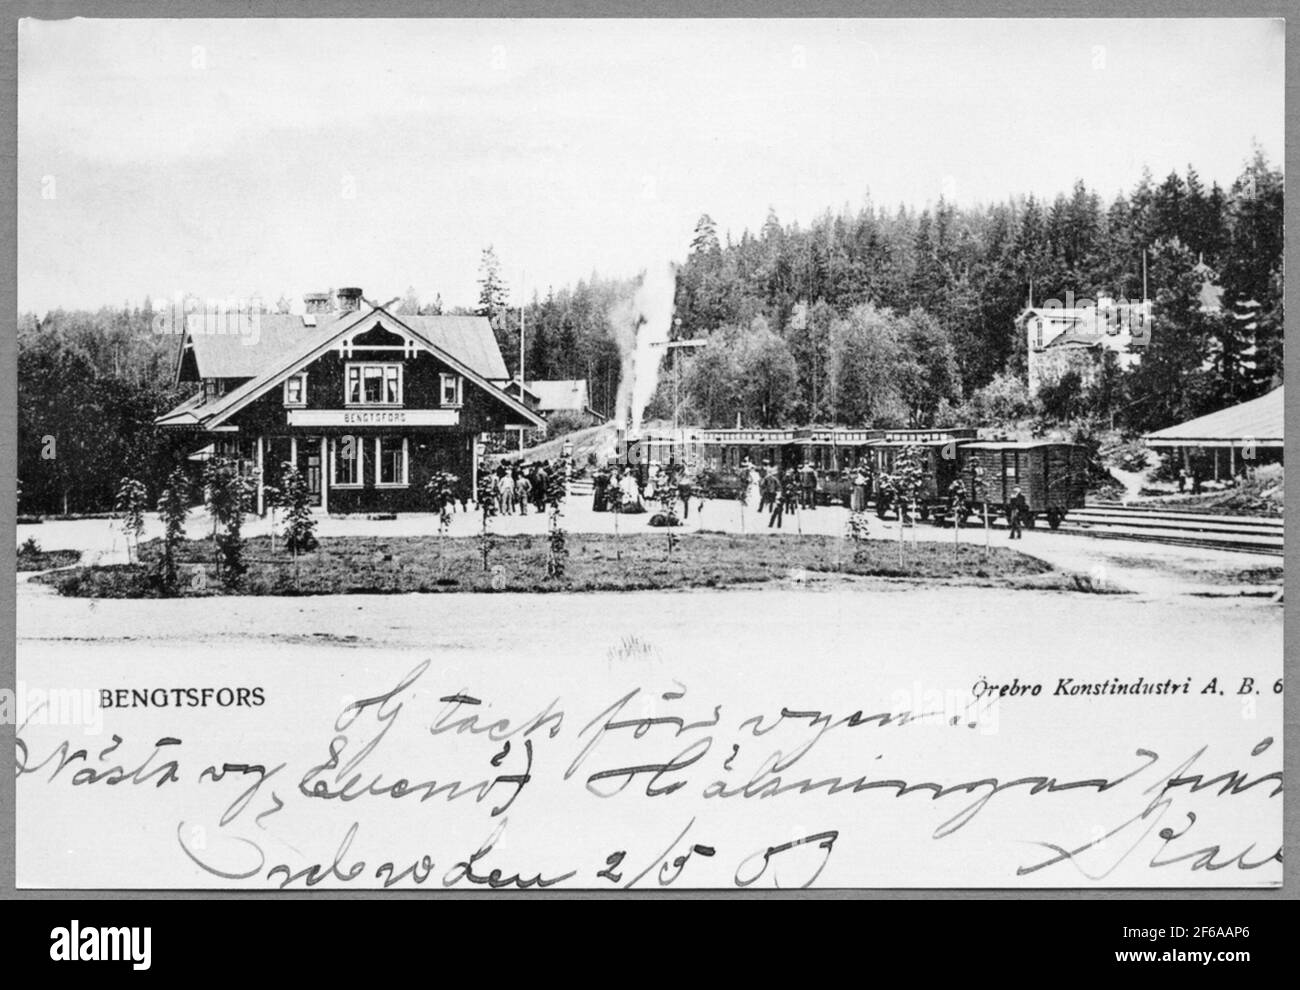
left=532, top=463, right=547, bottom=512
left=515, top=472, right=532, bottom=515
left=1008, top=486, right=1029, bottom=539
left=758, top=463, right=775, bottom=514
left=800, top=461, right=818, bottom=510
left=498, top=468, right=516, bottom=515
left=763, top=469, right=783, bottom=528
left=782, top=469, right=801, bottom=524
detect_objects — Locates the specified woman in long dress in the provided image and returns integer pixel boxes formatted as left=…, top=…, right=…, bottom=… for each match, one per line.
left=851, top=466, right=868, bottom=513
left=745, top=461, right=761, bottom=509
left=620, top=469, right=641, bottom=510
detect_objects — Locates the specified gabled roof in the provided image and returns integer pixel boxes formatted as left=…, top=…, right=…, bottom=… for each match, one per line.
left=496, top=378, right=541, bottom=400
left=403, top=315, right=510, bottom=381
left=526, top=379, right=592, bottom=413
left=179, top=312, right=508, bottom=381
left=1044, top=330, right=1105, bottom=348
left=1143, top=386, right=1284, bottom=446
left=160, top=303, right=543, bottom=430
left=154, top=389, right=209, bottom=427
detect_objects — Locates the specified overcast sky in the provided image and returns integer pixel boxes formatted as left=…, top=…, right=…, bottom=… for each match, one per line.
left=18, top=17, right=1285, bottom=315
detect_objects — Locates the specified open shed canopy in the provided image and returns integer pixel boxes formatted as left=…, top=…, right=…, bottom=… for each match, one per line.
left=1143, top=386, right=1284, bottom=449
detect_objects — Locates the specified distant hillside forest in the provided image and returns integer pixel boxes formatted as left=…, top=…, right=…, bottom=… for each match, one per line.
left=16, top=149, right=1283, bottom=515
left=483, top=150, right=1282, bottom=435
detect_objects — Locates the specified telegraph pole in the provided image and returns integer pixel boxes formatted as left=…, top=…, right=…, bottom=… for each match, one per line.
left=519, top=270, right=526, bottom=453
left=650, top=335, right=707, bottom=434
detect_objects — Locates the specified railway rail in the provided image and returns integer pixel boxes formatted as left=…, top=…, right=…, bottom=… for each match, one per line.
left=1051, top=502, right=1284, bottom=556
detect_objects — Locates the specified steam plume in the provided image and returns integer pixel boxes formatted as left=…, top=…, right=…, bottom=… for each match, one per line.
left=610, top=263, right=677, bottom=434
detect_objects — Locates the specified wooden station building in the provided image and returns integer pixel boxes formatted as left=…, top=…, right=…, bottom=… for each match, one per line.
left=157, top=289, right=545, bottom=513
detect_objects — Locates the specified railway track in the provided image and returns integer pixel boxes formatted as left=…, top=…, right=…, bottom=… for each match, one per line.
left=1052, top=502, right=1283, bottom=556
left=572, top=480, right=1283, bottom=555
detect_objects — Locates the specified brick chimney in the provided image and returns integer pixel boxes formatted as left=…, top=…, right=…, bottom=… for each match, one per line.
left=336, top=287, right=364, bottom=314
left=303, top=292, right=331, bottom=315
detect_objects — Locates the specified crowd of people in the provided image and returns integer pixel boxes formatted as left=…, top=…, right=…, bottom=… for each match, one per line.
left=486, top=459, right=562, bottom=515
left=742, top=459, right=872, bottom=528
left=480, top=452, right=1037, bottom=539
left=591, top=459, right=701, bottom=522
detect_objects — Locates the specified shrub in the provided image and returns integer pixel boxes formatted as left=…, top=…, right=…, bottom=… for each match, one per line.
left=280, top=462, right=318, bottom=554
left=963, top=372, right=1035, bottom=425
left=544, top=468, right=568, bottom=580
left=155, top=468, right=190, bottom=594
left=543, top=411, right=588, bottom=438
left=114, top=477, right=149, bottom=564
left=426, top=471, right=459, bottom=536
left=475, top=473, right=498, bottom=572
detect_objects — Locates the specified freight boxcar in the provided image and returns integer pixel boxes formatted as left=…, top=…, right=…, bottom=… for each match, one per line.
left=955, top=441, right=1088, bottom=528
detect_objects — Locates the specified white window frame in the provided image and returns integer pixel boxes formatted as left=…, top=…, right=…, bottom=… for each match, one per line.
left=345, top=362, right=403, bottom=407
left=375, top=436, right=409, bottom=488
left=332, top=435, right=363, bottom=488
left=440, top=373, right=463, bottom=407
left=283, top=373, right=308, bottom=407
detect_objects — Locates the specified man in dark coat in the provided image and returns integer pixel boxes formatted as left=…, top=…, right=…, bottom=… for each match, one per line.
left=763, top=470, right=784, bottom=528
left=800, top=462, right=818, bottom=510
left=592, top=467, right=610, bottom=512
left=759, top=464, right=777, bottom=514
left=1008, top=486, right=1029, bottom=539
left=781, top=469, right=801, bottom=521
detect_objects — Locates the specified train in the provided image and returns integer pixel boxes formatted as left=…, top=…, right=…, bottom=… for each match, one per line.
left=611, top=426, right=1089, bottom=529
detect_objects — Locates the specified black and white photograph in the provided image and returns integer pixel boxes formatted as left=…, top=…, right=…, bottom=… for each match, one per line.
left=8, top=12, right=1286, bottom=903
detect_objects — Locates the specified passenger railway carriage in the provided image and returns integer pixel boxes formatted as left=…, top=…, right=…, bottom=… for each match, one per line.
left=613, top=427, right=1087, bottom=526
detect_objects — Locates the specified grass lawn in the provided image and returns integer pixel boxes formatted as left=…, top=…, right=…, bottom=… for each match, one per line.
left=36, top=530, right=1091, bottom=598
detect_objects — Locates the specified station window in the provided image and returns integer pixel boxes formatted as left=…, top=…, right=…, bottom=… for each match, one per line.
left=346, top=363, right=402, bottom=405
left=376, top=436, right=408, bottom=487
left=332, top=436, right=361, bottom=487
left=439, top=373, right=463, bottom=407
left=283, top=373, right=307, bottom=407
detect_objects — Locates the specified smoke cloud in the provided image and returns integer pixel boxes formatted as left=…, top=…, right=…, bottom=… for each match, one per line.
left=610, top=263, right=677, bottom=434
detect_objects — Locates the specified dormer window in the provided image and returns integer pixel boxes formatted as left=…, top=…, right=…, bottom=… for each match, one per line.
left=440, top=373, right=463, bottom=407
left=283, top=373, right=308, bottom=407
left=345, top=362, right=402, bottom=406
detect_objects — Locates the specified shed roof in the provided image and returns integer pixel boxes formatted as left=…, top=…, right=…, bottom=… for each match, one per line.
left=1143, top=386, right=1284, bottom=447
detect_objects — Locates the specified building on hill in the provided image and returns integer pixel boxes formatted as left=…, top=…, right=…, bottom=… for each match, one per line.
left=156, top=288, right=545, bottom=512
left=1021, top=262, right=1225, bottom=395
left=1019, top=295, right=1153, bottom=394
left=492, top=378, right=606, bottom=449
left=525, top=379, right=606, bottom=425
